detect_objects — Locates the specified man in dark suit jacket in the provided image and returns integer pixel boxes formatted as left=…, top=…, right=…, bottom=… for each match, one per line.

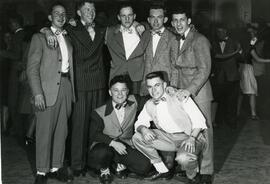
left=106, top=3, right=150, bottom=94
left=27, top=3, right=75, bottom=184
left=88, top=75, right=151, bottom=184
left=212, top=24, right=241, bottom=128
left=0, top=14, right=26, bottom=136
left=170, top=7, right=213, bottom=184
left=140, top=4, right=177, bottom=95
left=42, top=1, right=107, bottom=175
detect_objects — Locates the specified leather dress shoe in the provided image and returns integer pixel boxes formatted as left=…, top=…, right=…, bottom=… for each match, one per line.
left=47, top=170, right=68, bottom=182
left=25, top=136, right=35, bottom=145
left=186, top=174, right=201, bottom=184
left=200, top=174, right=213, bottom=184
left=115, top=169, right=128, bottom=179
left=34, top=175, right=47, bottom=184
left=145, top=171, right=173, bottom=180
left=99, top=173, right=113, bottom=184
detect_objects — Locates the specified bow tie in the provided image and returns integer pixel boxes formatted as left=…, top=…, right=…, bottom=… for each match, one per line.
left=55, top=29, right=67, bottom=36
left=85, top=22, right=95, bottom=29
left=115, top=102, right=127, bottom=110
left=151, top=30, right=163, bottom=36
left=152, top=97, right=166, bottom=105
left=120, top=27, right=133, bottom=34
left=219, top=39, right=227, bottom=43
left=175, top=34, right=185, bottom=41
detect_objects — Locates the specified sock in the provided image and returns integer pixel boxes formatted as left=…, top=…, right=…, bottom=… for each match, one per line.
left=100, top=168, right=110, bottom=176
left=37, top=171, right=46, bottom=176
left=153, top=162, right=169, bottom=173
left=116, top=163, right=126, bottom=172
left=50, top=168, right=59, bottom=173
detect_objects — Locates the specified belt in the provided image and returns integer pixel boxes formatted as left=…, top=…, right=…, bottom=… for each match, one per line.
left=61, top=72, right=70, bottom=78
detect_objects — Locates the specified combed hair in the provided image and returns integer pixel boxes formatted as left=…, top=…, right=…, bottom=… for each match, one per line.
left=171, top=6, right=191, bottom=19
left=145, top=71, right=165, bottom=82
left=48, top=1, right=67, bottom=14
left=109, top=75, right=131, bottom=89
left=8, top=14, right=24, bottom=26
left=76, top=0, right=95, bottom=11
left=149, top=3, right=167, bottom=17
left=118, top=3, right=134, bottom=14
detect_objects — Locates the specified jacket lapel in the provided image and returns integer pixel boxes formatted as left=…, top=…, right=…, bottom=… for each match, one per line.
left=121, top=100, right=135, bottom=130
left=104, top=100, right=122, bottom=130
left=153, top=29, right=169, bottom=61
left=113, top=26, right=126, bottom=59
left=179, top=30, right=194, bottom=54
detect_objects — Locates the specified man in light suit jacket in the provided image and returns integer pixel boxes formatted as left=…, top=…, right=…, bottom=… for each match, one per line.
left=106, top=3, right=150, bottom=94
left=27, top=3, right=75, bottom=184
left=140, top=4, right=177, bottom=95
left=132, top=71, right=207, bottom=183
left=88, top=75, right=151, bottom=184
left=170, top=7, right=213, bottom=184
left=42, top=1, right=107, bottom=174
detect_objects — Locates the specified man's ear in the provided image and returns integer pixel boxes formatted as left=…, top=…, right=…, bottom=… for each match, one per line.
left=77, top=10, right=81, bottom=17
left=187, top=18, right=191, bottom=25
left=48, top=15, right=52, bottom=22
left=164, top=17, right=168, bottom=24
left=163, top=81, right=168, bottom=89
left=147, top=17, right=150, bottom=24
left=117, top=15, right=121, bottom=22
left=109, top=89, right=112, bottom=97
left=133, top=13, right=136, bottom=20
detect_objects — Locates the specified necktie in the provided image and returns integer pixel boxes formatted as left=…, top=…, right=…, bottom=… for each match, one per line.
left=115, top=102, right=128, bottom=110
left=152, top=97, right=166, bottom=105
left=55, top=29, right=67, bottom=36
left=85, top=23, right=95, bottom=40
left=151, top=30, right=163, bottom=36
left=175, top=34, right=185, bottom=41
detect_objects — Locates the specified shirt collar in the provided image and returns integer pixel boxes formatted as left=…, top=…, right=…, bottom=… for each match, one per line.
left=105, top=98, right=135, bottom=116
left=15, top=28, right=23, bottom=33
left=50, top=26, right=62, bottom=35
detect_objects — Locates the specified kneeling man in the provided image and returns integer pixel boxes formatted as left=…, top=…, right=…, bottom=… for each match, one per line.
left=132, top=71, right=207, bottom=182
left=88, top=75, right=152, bottom=184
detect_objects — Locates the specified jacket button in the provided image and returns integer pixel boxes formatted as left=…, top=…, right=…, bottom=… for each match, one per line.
left=58, top=71, right=61, bottom=74
left=57, top=82, right=60, bottom=85
left=59, top=59, right=62, bottom=62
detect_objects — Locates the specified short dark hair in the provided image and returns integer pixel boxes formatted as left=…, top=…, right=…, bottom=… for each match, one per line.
left=8, top=14, right=24, bottom=26
left=171, top=6, right=191, bottom=19
left=49, top=1, right=66, bottom=14
left=109, top=75, right=131, bottom=89
left=118, top=3, right=134, bottom=14
left=76, top=0, right=95, bottom=11
left=149, top=3, right=167, bottom=17
left=215, top=23, right=227, bottom=30
left=145, top=71, right=165, bottom=82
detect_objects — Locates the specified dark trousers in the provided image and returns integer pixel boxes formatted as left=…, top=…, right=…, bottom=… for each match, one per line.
left=71, top=89, right=106, bottom=170
left=215, top=80, right=239, bottom=126
left=88, top=143, right=152, bottom=176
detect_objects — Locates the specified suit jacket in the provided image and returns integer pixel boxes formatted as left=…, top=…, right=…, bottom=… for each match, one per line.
left=141, top=29, right=177, bottom=95
left=171, top=29, right=213, bottom=102
left=27, top=33, right=75, bottom=106
left=106, top=25, right=151, bottom=82
left=66, top=22, right=106, bottom=91
left=89, top=95, right=147, bottom=149
left=212, top=37, right=240, bottom=83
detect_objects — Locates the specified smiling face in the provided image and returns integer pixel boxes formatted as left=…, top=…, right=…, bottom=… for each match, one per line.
left=118, top=6, right=136, bottom=29
left=48, top=5, right=66, bottom=29
left=146, top=77, right=167, bottom=100
left=77, top=2, right=96, bottom=24
left=171, top=13, right=191, bottom=35
left=148, top=8, right=167, bottom=31
left=109, top=82, right=129, bottom=104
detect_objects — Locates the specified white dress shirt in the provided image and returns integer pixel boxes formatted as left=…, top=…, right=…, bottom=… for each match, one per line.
left=180, top=27, right=190, bottom=50
left=121, top=25, right=140, bottom=60
left=112, top=101, right=125, bottom=125
left=134, top=95, right=207, bottom=133
left=152, top=27, right=165, bottom=56
left=51, top=27, right=69, bottom=73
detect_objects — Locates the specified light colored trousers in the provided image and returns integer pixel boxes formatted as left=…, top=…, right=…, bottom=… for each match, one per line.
left=132, top=129, right=206, bottom=179
left=36, top=77, right=72, bottom=173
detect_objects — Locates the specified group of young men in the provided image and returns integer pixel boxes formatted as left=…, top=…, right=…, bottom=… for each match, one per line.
left=26, top=1, right=213, bottom=184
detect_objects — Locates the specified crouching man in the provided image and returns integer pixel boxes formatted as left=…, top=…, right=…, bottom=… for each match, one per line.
left=132, top=71, right=207, bottom=183
left=87, top=75, right=152, bottom=184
